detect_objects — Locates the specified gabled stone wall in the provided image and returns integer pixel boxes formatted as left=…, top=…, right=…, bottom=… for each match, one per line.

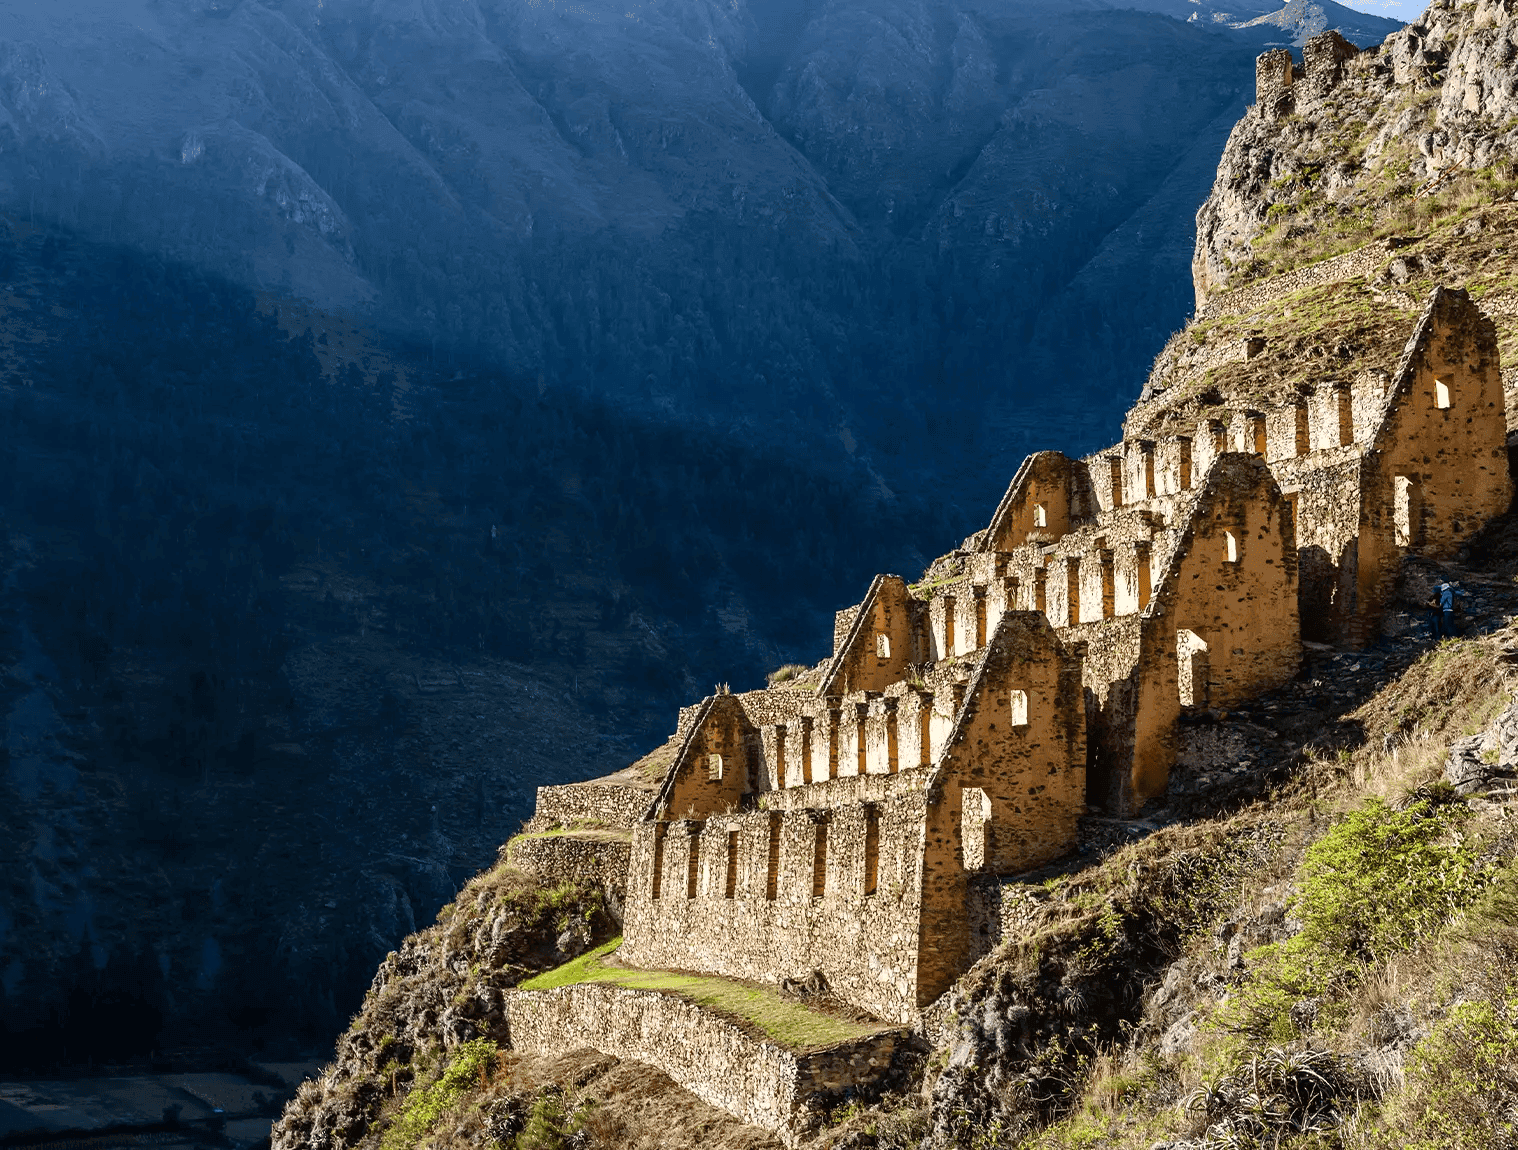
left=1354, top=288, right=1513, bottom=641
left=655, top=695, right=758, bottom=821
left=984, top=451, right=1077, bottom=551
left=910, top=614, right=1086, bottom=1002
left=821, top=575, right=921, bottom=697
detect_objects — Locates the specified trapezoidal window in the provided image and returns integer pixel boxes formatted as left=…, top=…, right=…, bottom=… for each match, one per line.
left=651, top=825, right=667, bottom=901
left=1177, top=630, right=1209, bottom=708
left=863, top=807, right=880, bottom=897
left=1009, top=689, right=1029, bottom=728
left=1395, top=475, right=1421, bottom=548
left=875, top=632, right=891, bottom=659
left=1224, top=531, right=1240, bottom=564
left=1033, top=503, right=1048, bottom=528
left=962, top=787, right=989, bottom=871
left=811, top=820, right=828, bottom=899
left=765, top=816, right=781, bottom=901
left=707, top=753, right=724, bottom=780
left=1435, top=379, right=1452, bottom=410
left=686, top=831, right=700, bottom=899
left=724, top=830, right=739, bottom=899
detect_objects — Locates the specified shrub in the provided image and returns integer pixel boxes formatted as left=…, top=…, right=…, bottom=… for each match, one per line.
left=1294, top=798, right=1484, bottom=966
left=1403, top=994, right=1518, bottom=1149
left=514, top=1087, right=586, bottom=1150
left=380, top=1039, right=499, bottom=1150
left=1221, top=798, right=1489, bottom=1041
left=1183, top=1046, right=1363, bottom=1146
left=767, top=662, right=810, bottom=686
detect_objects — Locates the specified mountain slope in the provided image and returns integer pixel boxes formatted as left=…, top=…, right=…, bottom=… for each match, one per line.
left=0, top=0, right=1385, bottom=506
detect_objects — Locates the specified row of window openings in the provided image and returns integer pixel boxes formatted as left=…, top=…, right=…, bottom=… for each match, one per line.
left=751, top=689, right=1030, bottom=784
left=771, top=688, right=1032, bottom=776
left=1088, top=383, right=1454, bottom=515
left=651, top=815, right=882, bottom=901
left=914, top=538, right=1240, bottom=634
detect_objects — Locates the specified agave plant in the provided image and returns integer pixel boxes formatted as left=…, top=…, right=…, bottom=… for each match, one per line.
left=1184, top=1045, right=1362, bottom=1149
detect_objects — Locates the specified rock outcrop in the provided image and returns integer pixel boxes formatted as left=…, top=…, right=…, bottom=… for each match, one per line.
left=1195, top=0, right=1518, bottom=306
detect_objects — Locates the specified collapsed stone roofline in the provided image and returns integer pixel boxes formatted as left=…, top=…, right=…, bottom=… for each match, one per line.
left=818, top=573, right=891, bottom=699
left=1255, top=30, right=1361, bottom=118
left=638, top=450, right=1292, bottom=818
left=1011, top=286, right=1487, bottom=551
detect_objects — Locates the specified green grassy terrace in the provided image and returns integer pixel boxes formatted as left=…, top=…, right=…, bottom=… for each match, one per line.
left=517, top=938, right=895, bottom=1051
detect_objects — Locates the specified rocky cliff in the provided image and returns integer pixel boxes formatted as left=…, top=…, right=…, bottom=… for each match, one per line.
left=1195, top=0, right=1518, bottom=305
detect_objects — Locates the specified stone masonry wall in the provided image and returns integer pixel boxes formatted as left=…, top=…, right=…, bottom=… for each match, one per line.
left=1356, top=288, right=1514, bottom=642
left=1129, top=454, right=1300, bottom=807
left=526, top=784, right=652, bottom=832
left=823, top=575, right=919, bottom=697
left=506, top=833, right=631, bottom=918
left=1195, top=240, right=1392, bottom=319
left=505, top=983, right=910, bottom=1146
left=619, top=788, right=929, bottom=1023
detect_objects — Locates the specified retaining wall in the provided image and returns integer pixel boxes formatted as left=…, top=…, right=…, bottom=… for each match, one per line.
left=1197, top=241, right=1390, bottom=319
left=507, top=833, right=631, bottom=919
left=525, top=783, right=651, bottom=832
left=505, top=983, right=910, bottom=1144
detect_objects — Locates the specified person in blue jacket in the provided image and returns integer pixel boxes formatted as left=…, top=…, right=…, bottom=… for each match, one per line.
left=1429, top=580, right=1461, bottom=639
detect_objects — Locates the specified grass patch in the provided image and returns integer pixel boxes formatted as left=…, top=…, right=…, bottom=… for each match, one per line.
left=766, top=662, right=812, bottom=686
left=508, top=827, right=631, bottom=845
left=519, top=939, right=891, bottom=1051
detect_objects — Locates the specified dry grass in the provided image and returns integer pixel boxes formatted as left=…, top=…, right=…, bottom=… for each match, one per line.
left=627, top=735, right=681, bottom=783
left=382, top=1047, right=784, bottom=1150
left=1004, top=609, right=1518, bottom=1149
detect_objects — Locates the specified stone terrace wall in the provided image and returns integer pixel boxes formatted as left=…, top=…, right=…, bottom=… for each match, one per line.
left=505, top=983, right=910, bottom=1145
left=526, top=784, right=651, bottom=832
left=507, top=833, right=631, bottom=918
left=1196, top=240, right=1391, bottom=318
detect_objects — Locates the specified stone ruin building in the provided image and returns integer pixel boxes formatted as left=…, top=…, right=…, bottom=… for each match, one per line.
left=506, top=283, right=1511, bottom=1141
left=498, top=35, right=1518, bottom=1135
left=526, top=284, right=1510, bottom=1034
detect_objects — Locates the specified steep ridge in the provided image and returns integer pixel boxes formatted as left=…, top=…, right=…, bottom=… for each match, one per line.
left=272, top=4, right=1518, bottom=1149
left=0, top=0, right=1395, bottom=508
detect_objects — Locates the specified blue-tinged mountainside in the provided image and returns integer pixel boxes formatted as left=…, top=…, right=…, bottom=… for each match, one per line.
left=0, top=0, right=1396, bottom=502
left=0, top=0, right=1405, bottom=1076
